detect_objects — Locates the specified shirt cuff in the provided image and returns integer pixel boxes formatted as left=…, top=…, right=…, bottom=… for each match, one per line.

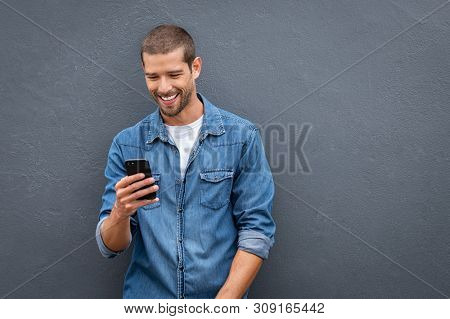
left=95, top=217, right=130, bottom=258
left=237, top=229, right=275, bottom=260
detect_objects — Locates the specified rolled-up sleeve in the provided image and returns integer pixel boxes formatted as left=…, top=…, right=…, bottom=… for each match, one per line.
left=96, top=135, right=138, bottom=258
left=96, top=216, right=125, bottom=258
left=231, top=127, right=276, bottom=260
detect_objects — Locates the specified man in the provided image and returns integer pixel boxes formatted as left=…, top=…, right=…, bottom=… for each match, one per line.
left=96, top=24, right=276, bottom=299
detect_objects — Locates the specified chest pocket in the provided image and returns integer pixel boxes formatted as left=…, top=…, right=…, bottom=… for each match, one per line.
left=140, top=173, right=161, bottom=210
left=199, top=170, right=234, bottom=209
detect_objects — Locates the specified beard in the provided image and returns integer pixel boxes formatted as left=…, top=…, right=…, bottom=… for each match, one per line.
left=152, top=83, right=193, bottom=118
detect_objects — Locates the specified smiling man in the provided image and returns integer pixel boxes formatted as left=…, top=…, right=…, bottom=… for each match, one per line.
left=96, top=24, right=276, bottom=299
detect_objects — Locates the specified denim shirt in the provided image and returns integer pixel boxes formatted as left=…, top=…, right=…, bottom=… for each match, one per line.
left=96, top=93, right=276, bottom=299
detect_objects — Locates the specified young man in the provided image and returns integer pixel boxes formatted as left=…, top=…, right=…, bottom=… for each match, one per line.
left=96, top=24, right=276, bottom=299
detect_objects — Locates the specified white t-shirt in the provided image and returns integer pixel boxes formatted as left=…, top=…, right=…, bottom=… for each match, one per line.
left=164, top=115, right=204, bottom=178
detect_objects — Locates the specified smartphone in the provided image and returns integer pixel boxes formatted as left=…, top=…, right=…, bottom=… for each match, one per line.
left=124, top=159, right=156, bottom=200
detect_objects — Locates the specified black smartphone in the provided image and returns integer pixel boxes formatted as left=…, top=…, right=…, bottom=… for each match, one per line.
left=124, top=159, right=156, bottom=200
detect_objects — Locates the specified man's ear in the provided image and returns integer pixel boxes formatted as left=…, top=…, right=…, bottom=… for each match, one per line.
left=192, top=57, right=202, bottom=80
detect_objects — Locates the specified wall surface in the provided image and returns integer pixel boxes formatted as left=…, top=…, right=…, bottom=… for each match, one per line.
left=1, top=0, right=449, bottom=298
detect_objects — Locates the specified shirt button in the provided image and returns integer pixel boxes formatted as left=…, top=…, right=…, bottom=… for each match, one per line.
left=179, top=265, right=184, bottom=271
left=180, top=295, right=184, bottom=299
left=179, top=238, right=183, bottom=243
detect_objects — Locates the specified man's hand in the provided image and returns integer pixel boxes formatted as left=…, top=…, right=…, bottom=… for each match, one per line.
left=112, top=173, right=159, bottom=220
left=99, top=173, right=159, bottom=253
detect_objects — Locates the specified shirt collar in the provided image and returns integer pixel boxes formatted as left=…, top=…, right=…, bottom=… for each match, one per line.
left=146, top=92, right=225, bottom=144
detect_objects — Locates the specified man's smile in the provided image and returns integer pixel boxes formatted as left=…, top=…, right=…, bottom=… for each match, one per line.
left=158, top=93, right=179, bottom=105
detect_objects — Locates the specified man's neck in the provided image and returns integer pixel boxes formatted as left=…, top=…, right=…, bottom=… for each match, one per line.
left=161, top=93, right=204, bottom=126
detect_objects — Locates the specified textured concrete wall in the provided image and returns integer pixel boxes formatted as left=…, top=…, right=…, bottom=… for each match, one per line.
left=1, top=0, right=449, bottom=298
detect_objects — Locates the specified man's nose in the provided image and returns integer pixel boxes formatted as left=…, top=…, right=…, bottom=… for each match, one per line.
left=158, top=78, right=172, bottom=95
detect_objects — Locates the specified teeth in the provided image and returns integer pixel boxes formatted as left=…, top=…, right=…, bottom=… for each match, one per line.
left=160, top=94, right=177, bottom=101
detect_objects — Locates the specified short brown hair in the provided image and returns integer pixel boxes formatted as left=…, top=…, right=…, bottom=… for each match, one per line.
left=140, top=24, right=196, bottom=70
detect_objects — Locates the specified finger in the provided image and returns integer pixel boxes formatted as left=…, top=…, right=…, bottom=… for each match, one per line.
left=137, top=197, right=160, bottom=207
left=115, top=173, right=145, bottom=190
left=122, top=177, right=155, bottom=197
left=122, top=184, right=159, bottom=204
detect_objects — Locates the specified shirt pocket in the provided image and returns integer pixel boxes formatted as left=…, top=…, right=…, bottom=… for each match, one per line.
left=199, top=169, right=234, bottom=209
left=140, top=173, right=161, bottom=210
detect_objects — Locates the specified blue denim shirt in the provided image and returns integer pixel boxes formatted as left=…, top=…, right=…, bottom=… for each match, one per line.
left=96, top=93, right=276, bottom=298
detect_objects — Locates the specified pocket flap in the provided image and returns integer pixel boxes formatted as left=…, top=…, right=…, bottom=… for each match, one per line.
left=200, top=170, right=234, bottom=183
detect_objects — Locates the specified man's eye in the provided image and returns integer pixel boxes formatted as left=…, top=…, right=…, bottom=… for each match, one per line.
left=170, top=74, right=181, bottom=78
left=147, top=77, right=157, bottom=80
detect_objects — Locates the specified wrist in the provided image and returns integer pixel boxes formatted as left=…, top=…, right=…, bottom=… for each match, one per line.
left=216, top=284, right=242, bottom=299
left=110, top=206, right=130, bottom=223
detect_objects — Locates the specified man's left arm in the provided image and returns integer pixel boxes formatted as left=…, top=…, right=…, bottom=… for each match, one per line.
left=216, top=127, right=276, bottom=299
left=216, top=249, right=263, bottom=298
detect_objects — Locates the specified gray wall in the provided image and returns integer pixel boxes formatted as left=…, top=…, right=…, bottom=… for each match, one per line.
left=1, top=0, right=449, bottom=298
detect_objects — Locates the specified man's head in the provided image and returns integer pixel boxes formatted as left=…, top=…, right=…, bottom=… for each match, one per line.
left=140, top=24, right=202, bottom=118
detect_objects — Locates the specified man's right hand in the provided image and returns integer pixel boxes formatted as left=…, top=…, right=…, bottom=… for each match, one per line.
left=112, top=173, right=159, bottom=220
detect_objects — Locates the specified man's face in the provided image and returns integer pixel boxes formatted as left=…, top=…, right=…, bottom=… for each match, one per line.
left=142, top=47, right=200, bottom=118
